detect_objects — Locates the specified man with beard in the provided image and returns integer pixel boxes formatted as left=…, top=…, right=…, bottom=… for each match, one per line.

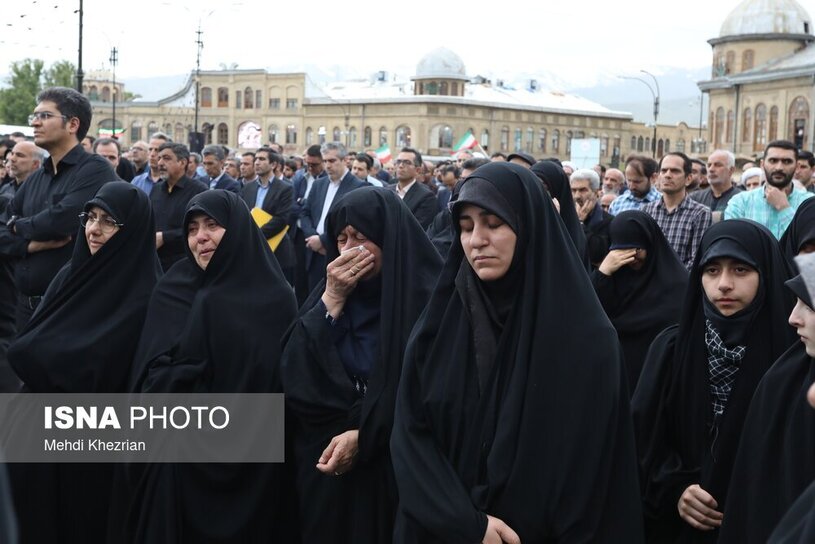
left=571, top=168, right=613, bottom=268
left=725, top=140, right=813, bottom=238
left=609, top=155, right=661, bottom=215
left=690, top=149, right=742, bottom=222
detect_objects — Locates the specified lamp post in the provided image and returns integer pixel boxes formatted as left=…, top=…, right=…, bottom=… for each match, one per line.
left=76, top=0, right=84, bottom=92
left=620, top=71, right=660, bottom=158
left=110, top=47, right=118, bottom=139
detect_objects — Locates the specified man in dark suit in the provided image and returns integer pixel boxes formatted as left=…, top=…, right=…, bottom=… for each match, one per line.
left=390, top=147, right=438, bottom=229
left=290, top=145, right=327, bottom=303
left=201, top=144, right=241, bottom=193
left=300, top=142, right=366, bottom=292
left=241, top=147, right=295, bottom=284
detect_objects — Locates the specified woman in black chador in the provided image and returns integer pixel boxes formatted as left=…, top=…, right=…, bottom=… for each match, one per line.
left=281, top=186, right=443, bottom=543
left=8, top=181, right=161, bottom=543
left=632, top=219, right=795, bottom=543
left=592, top=210, right=688, bottom=393
left=718, top=274, right=815, bottom=543
left=391, top=162, right=644, bottom=543
left=120, top=189, right=298, bottom=543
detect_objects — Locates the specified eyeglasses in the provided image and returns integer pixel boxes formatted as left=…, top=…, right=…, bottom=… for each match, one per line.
left=27, top=112, right=68, bottom=125
left=79, top=212, right=123, bottom=234
left=394, top=159, right=416, bottom=167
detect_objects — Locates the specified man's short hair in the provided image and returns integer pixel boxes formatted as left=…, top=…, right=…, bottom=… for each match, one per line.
left=709, top=149, right=735, bottom=168
left=764, top=140, right=798, bottom=159
left=354, top=153, right=373, bottom=169
left=690, top=158, right=707, bottom=175
left=10, top=131, right=25, bottom=139
left=571, top=168, right=601, bottom=191
left=660, top=151, right=692, bottom=176
left=400, top=147, right=422, bottom=166
left=92, top=137, right=120, bottom=154
left=284, top=158, right=297, bottom=171
left=306, top=144, right=322, bottom=158
left=150, top=132, right=171, bottom=143
left=242, top=151, right=256, bottom=160
left=37, top=87, right=93, bottom=141
left=461, top=157, right=490, bottom=172
left=257, top=146, right=283, bottom=166
left=201, top=144, right=225, bottom=161
left=441, top=164, right=461, bottom=178
left=799, top=150, right=815, bottom=167
left=625, top=154, right=659, bottom=179
left=490, top=152, right=507, bottom=160
left=320, top=142, right=347, bottom=159
left=189, top=152, right=201, bottom=165
left=158, top=142, right=190, bottom=162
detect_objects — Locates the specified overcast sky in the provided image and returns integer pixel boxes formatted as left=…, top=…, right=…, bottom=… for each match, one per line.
left=1, top=0, right=813, bottom=88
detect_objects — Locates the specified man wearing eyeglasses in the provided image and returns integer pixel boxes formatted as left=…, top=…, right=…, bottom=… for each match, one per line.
left=389, top=147, right=437, bottom=230
left=0, top=87, right=115, bottom=334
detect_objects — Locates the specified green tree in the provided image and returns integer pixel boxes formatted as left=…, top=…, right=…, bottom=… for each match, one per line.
left=0, top=59, right=45, bottom=125
left=43, top=60, right=76, bottom=88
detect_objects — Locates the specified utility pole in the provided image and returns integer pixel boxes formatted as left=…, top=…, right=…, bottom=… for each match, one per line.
left=110, top=47, right=118, bottom=139
left=192, top=24, right=204, bottom=152
left=76, top=0, right=84, bottom=92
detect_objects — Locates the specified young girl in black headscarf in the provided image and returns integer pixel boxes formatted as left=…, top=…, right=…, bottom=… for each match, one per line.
left=632, top=219, right=795, bottom=543
left=7, top=181, right=161, bottom=543
left=281, top=186, right=443, bottom=543
left=780, top=196, right=815, bottom=269
left=592, top=209, right=688, bottom=392
left=718, top=274, right=815, bottom=543
left=391, top=162, right=644, bottom=543
left=121, top=190, right=298, bottom=542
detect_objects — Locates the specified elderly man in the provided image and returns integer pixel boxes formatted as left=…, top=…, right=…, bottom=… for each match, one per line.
left=690, top=149, right=742, bottom=222
left=129, top=141, right=149, bottom=176
left=131, top=132, right=169, bottom=195
left=1, top=141, right=45, bottom=206
left=602, top=168, right=625, bottom=195
left=571, top=168, right=613, bottom=268
left=725, top=140, right=814, bottom=239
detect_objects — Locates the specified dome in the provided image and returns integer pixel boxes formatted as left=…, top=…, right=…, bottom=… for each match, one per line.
left=413, top=48, right=468, bottom=81
left=720, top=0, right=812, bottom=38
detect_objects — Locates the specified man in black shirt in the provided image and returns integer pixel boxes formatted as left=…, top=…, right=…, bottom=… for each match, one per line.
left=151, top=142, right=207, bottom=271
left=0, top=87, right=115, bottom=332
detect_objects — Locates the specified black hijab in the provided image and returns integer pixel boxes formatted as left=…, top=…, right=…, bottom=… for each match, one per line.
left=718, top=275, right=814, bottom=544
left=9, top=181, right=161, bottom=392
left=391, top=162, right=644, bottom=543
left=121, top=190, right=297, bottom=542
left=281, top=186, right=443, bottom=543
left=592, top=209, right=688, bottom=390
left=780, top=196, right=815, bottom=270
left=631, top=219, right=795, bottom=543
left=769, top=479, right=815, bottom=543
left=531, top=159, right=590, bottom=269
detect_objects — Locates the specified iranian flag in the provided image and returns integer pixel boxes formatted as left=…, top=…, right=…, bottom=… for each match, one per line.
left=376, top=144, right=392, bottom=163
left=452, top=131, right=477, bottom=154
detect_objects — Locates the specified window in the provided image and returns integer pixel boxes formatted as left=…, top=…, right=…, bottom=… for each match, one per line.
left=101, top=87, right=111, bottom=102
left=438, top=126, right=453, bottom=148
left=318, top=126, right=326, bottom=145
left=236, top=90, right=242, bottom=109
left=601, top=136, right=608, bottom=157
left=244, top=87, right=253, bottom=109
left=349, top=127, right=358, bottom=148
left=396, top=126, right=411, bottom=147
left=754, top=104, right=767, bottom=151
left=714, top=107, right=724, bottom=145
left=539, top=128, right=547, bottom=152
left=217, top=87, right=228, bottom=108
left=480, top=129, right=490, bottom=149
left=147, top=122, right=158, bottom=139
left=676, top=138, right=686, bottom=152
left=268, top=125, right=279, bottom=144
left=440, top=82, right=448, bottom=95
left=552, top=129, right=560, bottom=153
left=770, top=106, right=779, bottom=140
left=201, top=87, right=212, bottom=108
left=526, top=128, right=534, bottom=153
left=427, top=82, right=438, bottom=95
left=130, top=121, right=142, bottom=142
left=789, top=96, right=810, bottom=148
left=175, top=123, right=185, bottom=144
left=631, top=135, right=637, bottom=150
left=566, top=131, right=573, bottom=153
left=452, top=82, right=459, bottom=96
left=364, top=127, right=372, bottom=147
left=500, top=127, right=509, bottom=151
left=637, top=136, right=644, bottom=152
left=514, top=128, right=522, bottom=152
left=286, top=124, right=297, bottom=144
left=88, top=86, right=99, bottom=101
left=269, top=98, right=280, bottom=110
left=286, top=99, right=298, bottom=110
left=742, top=49, right=754, bottom=71
left=255, top=90, right=261, bottom=109
left=742, top=108, right=752, bottom=143
left=726, top=110, right=734, bottom=143
left=645, top=137, right=650, bottom=153
left=726, top=51, right=735, bottom=74
left=305, top=127, right=313, bottom=145
left=333, top=127, right=341, bottom=143
left=379, top=126, right=388, bottom=146
left=217, top=123, right=228, bottom=145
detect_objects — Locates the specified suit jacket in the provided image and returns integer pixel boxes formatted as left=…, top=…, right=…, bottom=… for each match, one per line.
left=290, top=170, right=327, bottom=232
left=211, top=173, right=241, bottom=194
left=391, top=181, right=438, bottom=229
left=241, top=177, right=295, bottom=269
left=300, top=171, right=367, bottom=270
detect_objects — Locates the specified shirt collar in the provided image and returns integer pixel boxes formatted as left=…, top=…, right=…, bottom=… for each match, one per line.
left=398, top=179, right=417, bottom=197
left=43, top=143, right=85, bottom=172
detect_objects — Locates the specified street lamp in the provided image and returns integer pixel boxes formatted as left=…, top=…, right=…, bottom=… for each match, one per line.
left=110, top=47, right=118, bottom=139
left=620, top=71, right=660, bottom=158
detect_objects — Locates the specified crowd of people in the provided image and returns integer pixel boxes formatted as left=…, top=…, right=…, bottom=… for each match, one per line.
left=0, top=86, right=814, bottom=543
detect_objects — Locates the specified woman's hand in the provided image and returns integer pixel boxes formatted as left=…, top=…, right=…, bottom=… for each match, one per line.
left=321, top=247, right=375, bottom=318
left=316, top=429, right=359, bottom=476
left=598, top=248, right=637, bottom=276
left=677, top=484, right=723, bottom=530
left=482, top=515, right=520, bottom=544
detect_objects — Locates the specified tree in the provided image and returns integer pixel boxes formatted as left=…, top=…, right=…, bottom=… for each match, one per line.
left=43, top=60, right=76, bottom=88
left=0, top=59, right=44, bottom=125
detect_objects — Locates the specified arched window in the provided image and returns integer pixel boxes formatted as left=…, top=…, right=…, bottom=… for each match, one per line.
left=202, top=123, right=213, bottom=145
left=364, top=126, right=372, bottom=147
left=726, top=110, right=734, bottom=143
left=439, top=81, right=449, bottom=95
left=333, top=127, right=341, bottom=142
left=146, top=121, right=157, bottom=138
left=754, top=104, right=767, bottom=151
left=645, top=137, right=650, bottom=153
left=88, top=85, right=99, bottom=101
left=438, top=126, right=453, bottom=148
left=657, top=139, right=665, bottom=157
left=244, top=86, right=253, bottom=109
left=130, top=121, right=142, bottom=142
left=676, top=138, right=686, bottom=152
left=396, top=126, right=411, bottom=147
left=286, top=124, right=297, bottom=145
left=552, top=129, right=560, bottom=153
left=305, top=127, right=313, bottom=145
left=637, top=136, right=644, bottom=152
left=601, top=135, right=609, bottom=157
left=526, top=128, right=534, bottom=153
left=566, top=131, right=574, bottom=153
left=539, top=128, right=547, bottom=153
left=349, top=127, right=358, bottom=148
left=631, top=135, right=637, bottom=150
left=318, top=126, right=326, bottom=145
left=101, top=86, right=111, bottom=102
left=742, top=108, right=752, bottom=143
left=790, top=96, right=810, bottom=149
left=201, top=87, right=212, bottom=108
left=379, top=126, right=388, bottom=146
left=480, top=129, right=490, bottom=150
left=726, top=51, right=735, bottom=74
left=500, top=127, right=509, bottom=151
left=217, top=87, right=229, bottom=108
left=514, top=128, right=523, bottom=152
left=268, top=125, right=279, bottom=144
left=665, top=139, right=670, bottom=153
left=770, top=106, right=779, bottom=140
left=742, top=49, right=754, bottom=71
left=452, top=82, right=459, bottom=96
left=217, top=123, right=228, bottom=145
left=174, top=123, right=185, bottom=144
left=236, top=90, right=242, bottom=109
left=255, top=90, right=261, bottom=109
left=714, top=107, right=724, bottom=145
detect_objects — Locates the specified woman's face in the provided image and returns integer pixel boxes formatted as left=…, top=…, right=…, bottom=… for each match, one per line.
left=789, top=298, right=815, bottom=358
left=458, top=204, right=517, bottom=282
left=336, top=225, right=382, bottom=279
left=84, top=205, right=121, bottom=255
left=187, top=213, right=226, bottom=270
left=701, top=257, right=760, bottom=316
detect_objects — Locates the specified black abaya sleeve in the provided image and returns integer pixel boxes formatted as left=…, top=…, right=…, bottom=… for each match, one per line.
left=769, top=480, right=815, bottom=544
left=390, top=348, right=489, bottom=544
